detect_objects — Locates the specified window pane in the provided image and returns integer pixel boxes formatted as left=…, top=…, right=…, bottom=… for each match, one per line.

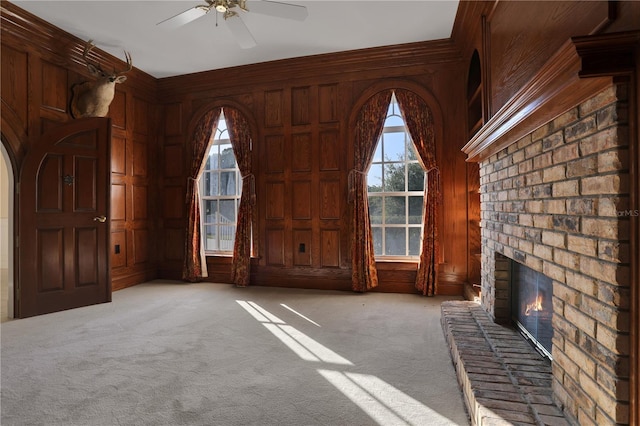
left=220, top=171, right=236, bottom=196
left=210, top=148, right=219, bottom=169
left=383, top=132, right=405, bottom=161
left=220, top=145, right=235, bottom=169
left=202, top=172, right=211, bottom=196
left=204, top=225, right=218, bottom=251
left=408, top=196, right=423, bottom=224
left=407, top=163, right=425, bottom=191
left=368, top=163, right=382, bottom=192
left=217, top=118, right=227, bottom=133
left=385, top=196, right=405, bottom=224
left=409, top=227, right=421, bottom=256
left=369, top=196, right=383, bottom=224
left=385, top=114, right=403, bottom=127
left=219, top=224, right=236, bottom=251
left=203, top=199, right=218, bottom=224
left=204, top=172, right=219, bottom=197
left=385, top=228, right=406, bottom=256
left=407, top=143, right=418, bottom=161
left=372, top=141, right=382, bottom=163
left=220, top=199, right=236, bottom=222
left=384, top=163, right=405, bottom=192
left=372, top=227, right=383, bottom=256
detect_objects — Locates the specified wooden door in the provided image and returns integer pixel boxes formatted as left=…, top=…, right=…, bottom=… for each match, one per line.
left=18, top=118, right=111, bottom=318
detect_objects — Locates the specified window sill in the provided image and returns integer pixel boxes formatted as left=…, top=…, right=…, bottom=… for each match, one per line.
left=375, top=257, right=419, bottom=263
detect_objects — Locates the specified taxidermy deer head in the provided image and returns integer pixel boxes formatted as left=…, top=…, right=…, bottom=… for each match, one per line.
left=70, top=40, right=132, bottom=118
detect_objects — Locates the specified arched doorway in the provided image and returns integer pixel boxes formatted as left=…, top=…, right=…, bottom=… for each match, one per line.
left=1, top=141, right=15, bottom=321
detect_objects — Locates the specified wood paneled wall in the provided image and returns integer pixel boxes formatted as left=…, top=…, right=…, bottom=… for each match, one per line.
left=157, top=42, right=471, bottom=295
left=1, top=2, right=159, bottom=291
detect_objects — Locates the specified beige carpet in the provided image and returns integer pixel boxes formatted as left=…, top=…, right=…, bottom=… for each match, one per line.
left=1, top=281, right=469, bottom=425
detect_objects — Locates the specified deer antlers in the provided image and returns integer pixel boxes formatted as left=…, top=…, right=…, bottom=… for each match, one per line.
left=82, top=39, right=132, bottom=77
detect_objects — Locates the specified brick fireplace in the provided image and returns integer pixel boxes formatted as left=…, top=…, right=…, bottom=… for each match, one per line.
left=479, top=83, right=631, bottom=424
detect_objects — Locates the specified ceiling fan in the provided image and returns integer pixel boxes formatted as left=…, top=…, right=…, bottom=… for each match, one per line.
left=157, top=0, right=308, bottom=49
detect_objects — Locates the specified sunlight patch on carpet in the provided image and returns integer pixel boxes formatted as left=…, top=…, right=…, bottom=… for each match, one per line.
left=237, top=300, right=352, bottom=365
left=280, top=303, right=321, bottom=327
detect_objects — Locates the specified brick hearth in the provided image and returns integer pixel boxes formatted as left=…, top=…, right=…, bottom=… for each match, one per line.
left=442, top=301, right=569, bottom=425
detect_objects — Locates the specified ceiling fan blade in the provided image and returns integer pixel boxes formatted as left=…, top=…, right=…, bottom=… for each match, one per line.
left=226, top=16, right=257, bottom=49
left=157, top=6, right=209, bottom=29
left=247, top=1, right=308, bottom=21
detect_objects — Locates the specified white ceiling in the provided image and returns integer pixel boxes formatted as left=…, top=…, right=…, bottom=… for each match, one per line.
left=13, top=0, right=460, bottom=79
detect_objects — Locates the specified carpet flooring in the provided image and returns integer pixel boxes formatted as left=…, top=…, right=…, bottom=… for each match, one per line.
left=1, top=281, right=469, bottom=426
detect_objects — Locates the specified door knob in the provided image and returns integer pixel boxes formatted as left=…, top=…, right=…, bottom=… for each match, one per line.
left=93, top=216, right=107, bottom=223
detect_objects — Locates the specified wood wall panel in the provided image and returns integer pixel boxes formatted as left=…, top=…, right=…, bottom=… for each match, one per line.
left=319, top=131, right=339, bottom=171
left=164, top=228, right=184, bottom=261
left=163, top=186, right=184, bottom=219
left=266, top=229, right=285, bottom=266
left=1, top=44, right=28, bottom=131
left=292, top=181, right=311, bottom=220
left=133, top=229, right=149, bottom=264
left=319, top=180, right=340, bottom=220
left=291, top=86, right=310, bottom=126
left=111, top=136, right=126, bottom=175
left=111, top=230, right=127, bottom=268
left=164, top=102, right=182, bottom=136
left=320, top=230, right=340, bottom=268
left=109, top=90, right=126, bottom=129
left=318, top=84, right=338, bottom=123
left=133, top=139, right=147, bottom=177
left=164, top=145, right=183, bottom=177
left=41, top=61, right=67, bottom=112
left=133, top=97, right=148, bottom=134
left=265, top=135, right=284, bottom=173
left=266, top=181, right=285, bottom=219
left=489, top=1, right=612, bottom=114
left=111, top=184, right=126, bottom=221
left=293, top=229, right=312, bottom=266
left=132, top=185, right=147, bottom=220
left=292, top=133, right=311, bottom=172
left=264, top=90, right=283, bottom=127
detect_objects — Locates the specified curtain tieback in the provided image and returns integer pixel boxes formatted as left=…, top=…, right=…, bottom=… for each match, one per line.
left=426, top=167, right=441, bottom=194
left=347, top=169, right=366, bottom=204
left=241, top=173, right=256, bottom=205
left=185, top=176, right=198, bottom=203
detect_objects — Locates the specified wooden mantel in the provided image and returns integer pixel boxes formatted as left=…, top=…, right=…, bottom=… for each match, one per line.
left=462, top=31, right=639, bottom=163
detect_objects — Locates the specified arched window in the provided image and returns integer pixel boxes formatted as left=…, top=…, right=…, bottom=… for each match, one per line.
left=367, top=93, right=425, bottom=258
left=199, top=111, right=242, bottom=253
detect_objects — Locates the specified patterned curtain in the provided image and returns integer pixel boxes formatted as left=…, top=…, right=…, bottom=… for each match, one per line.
left=182, top=108, right=222, bottom=282
left=226, top=108, right=254, bottom=287
left=395, top=89, right=440, bottom=296
left=349, top=90, right=393, bottom=292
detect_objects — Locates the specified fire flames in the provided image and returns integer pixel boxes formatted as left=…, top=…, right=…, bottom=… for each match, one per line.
left=524, top=295, right=544, bottom=316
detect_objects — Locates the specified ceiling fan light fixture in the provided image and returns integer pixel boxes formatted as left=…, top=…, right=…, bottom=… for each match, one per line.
left=215, top=4, right=227, bottom=13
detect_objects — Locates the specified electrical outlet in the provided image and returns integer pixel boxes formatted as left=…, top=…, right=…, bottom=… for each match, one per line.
left=115, top=244, right=120, bottom=254
left=299, top=243, right=305, bottom=253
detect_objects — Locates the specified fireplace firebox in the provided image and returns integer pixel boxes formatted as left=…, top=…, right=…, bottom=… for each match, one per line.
left=510, top=261, right=553, bottom=360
